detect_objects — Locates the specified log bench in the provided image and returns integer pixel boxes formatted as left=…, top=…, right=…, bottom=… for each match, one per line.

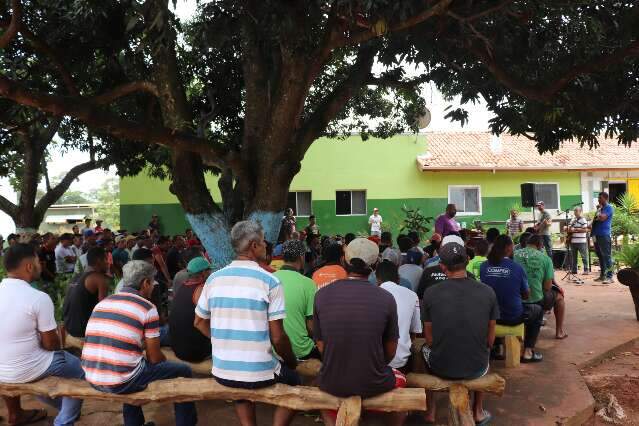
left=62, top=335, right=505, bottom=425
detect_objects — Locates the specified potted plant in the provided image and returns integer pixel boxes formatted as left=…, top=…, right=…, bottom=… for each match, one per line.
left=616, top=243, right=639, bottom=320
left=399, top=205, right=433, bottom=238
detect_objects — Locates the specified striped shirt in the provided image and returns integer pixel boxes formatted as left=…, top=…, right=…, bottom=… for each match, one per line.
left=506, top=218, right=523, bottom=236
left=569, top=217, right=588, bottom=244
left=81, top=291, right=160, bottom=387
left=195, top=260, right=286, bottom=382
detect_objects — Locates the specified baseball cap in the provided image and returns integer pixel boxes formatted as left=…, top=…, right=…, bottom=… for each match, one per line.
left=439, top=242, right=468, bottom=267
left=187, top=257, right=212, bottom=275
left=406, top=249, right=423, bottom=265
left=345, top=238, right=379, bottom=267
left=373, top=207, right=379, bottom=211
left=381, top=248, right=401, bottom=266
left=441, top=235, right=465, bottom=247
left=535, top=201, right=544, bottom=206
left=115, top=235, right=125, bottom=243
left=83, top=229, right=95, bottom=237
left=282, top=239, right=306, bottom=259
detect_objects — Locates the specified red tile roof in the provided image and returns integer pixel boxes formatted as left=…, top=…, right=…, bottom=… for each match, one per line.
left=416, top=132, right=639, bottom=171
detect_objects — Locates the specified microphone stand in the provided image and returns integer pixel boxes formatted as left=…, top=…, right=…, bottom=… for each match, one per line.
left=559, top=207, right=584, bottom=284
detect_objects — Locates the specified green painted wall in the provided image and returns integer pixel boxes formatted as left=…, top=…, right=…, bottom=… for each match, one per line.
left=120, top=134, right=583, bottom=236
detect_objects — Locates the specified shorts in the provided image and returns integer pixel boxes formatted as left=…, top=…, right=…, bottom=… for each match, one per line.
left=299, top=346, right=322, bottom=361
left=214, top=363, right=301, bottom=401
left=421, top=345, right=489, bottom=380
left=325, top=369, right=406, bottom=420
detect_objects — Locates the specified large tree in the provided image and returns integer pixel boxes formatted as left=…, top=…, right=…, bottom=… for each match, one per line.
left=1, top=0, right=638, bottom=265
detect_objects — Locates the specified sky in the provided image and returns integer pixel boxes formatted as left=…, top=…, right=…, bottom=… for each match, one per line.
left=0, top=1, right=493, bottom=236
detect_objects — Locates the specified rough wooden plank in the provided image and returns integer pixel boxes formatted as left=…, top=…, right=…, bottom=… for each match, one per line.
left=406, top=373, right=506, bottom=396
left=0, top=377, right=425, bottom=412
left=504, top=335, right=521, bottom=368
left=448, top=384, right=474, bottom=426
left=336, top=396, right=361, bottom=426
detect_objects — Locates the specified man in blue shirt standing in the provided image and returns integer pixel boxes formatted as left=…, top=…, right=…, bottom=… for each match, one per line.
left=591, top=192, right=615, bottom=283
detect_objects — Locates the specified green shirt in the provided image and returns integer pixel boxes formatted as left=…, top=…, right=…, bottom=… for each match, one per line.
left=514, top=247, right=554, bottom=303
left=273, top=268, right=317, bottom=359
left=467, top=255, right=487, bottom=280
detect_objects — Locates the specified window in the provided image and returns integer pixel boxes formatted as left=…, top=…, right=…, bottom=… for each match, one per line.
left=287, top=191, right=312, bottom=216
left=534, top=183, right=559, bottom=210
left=336, top=190, right=367, bottom=215
left=448, top=186, right=481, bottom=215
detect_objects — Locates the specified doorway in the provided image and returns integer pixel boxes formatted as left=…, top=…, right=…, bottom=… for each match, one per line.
left=608, top=182, right=627, bottom=205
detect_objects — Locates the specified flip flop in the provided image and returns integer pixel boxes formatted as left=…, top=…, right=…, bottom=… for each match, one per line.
left=475, top=410, right=493, bottom=425
left=9, top=409, right=47, bottom=426
left=521, top=351, right=543, bottom=363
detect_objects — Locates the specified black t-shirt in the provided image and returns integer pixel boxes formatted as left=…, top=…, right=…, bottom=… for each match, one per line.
left=313, top=279, right=399, bottom=398
left=169, top=281, right=211, bottom=362
left=422, top=278, right=499, bottom=380
left=166, top=247, right=182, bottom=279
left=38, top=247, right=56, bottom=281
left=63, top=271, right=101, bottom=337
left=417, top=264, right=475, bottom=299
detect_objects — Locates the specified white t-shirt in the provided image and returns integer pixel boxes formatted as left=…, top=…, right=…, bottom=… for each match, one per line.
left=380, top=281, right=422, bottom=369
left=369, top=214, right=383, bottom=233
left=0, top=278, right=56, bottom=383
left=399, top=264, right=423, bottom=292
left=55, top=243, right=76, bottom=273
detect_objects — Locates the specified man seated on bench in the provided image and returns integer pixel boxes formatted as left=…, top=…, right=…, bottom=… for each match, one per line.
left=194, top=221, right=300, bottom=426
left=421, top=241, right=498, bottom=425
left=168, top=257, right=213, bottom=363
left=480, top=235, right=544, bottom=363
left=81, top=260, right=197, bottom=426
left=514, top=235, right=568, bottom=340
left=0, top=243, right=85, bottom=426
left=314, top=238, right=407, bottom=426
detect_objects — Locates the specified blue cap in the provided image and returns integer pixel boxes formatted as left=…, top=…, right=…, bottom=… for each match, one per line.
left=83, top=229, right=95, bottom=237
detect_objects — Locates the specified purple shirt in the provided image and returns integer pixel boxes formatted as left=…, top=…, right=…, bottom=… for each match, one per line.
left=434, top=214, right=460, bottom=236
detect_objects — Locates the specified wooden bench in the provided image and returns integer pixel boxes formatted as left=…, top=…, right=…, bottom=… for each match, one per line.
left=495, top=323, right=525, bottom=368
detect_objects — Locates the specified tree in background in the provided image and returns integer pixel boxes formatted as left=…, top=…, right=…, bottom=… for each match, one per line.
left=2, top=1, right=638, bottom=265
left=92, top=178, right=121, bottom=231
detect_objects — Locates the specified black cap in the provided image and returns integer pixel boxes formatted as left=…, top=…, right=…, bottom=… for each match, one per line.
left=439, top=242, right=467, bottom=266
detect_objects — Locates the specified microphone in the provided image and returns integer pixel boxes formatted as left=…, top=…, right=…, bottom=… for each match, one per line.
left=570, top=202, right=584, bottom=207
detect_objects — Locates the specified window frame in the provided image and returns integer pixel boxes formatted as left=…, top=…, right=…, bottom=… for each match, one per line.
left=447, top=185, right=482, bottom=216
left=532, top=182, right=561, bottom=210
left=335, top=189, right=368, bottom=216
left=288, top=191, right=312, bottom=217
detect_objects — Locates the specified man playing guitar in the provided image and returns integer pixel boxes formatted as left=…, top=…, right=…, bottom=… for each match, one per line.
left=533, top=201, right=553, bottom=257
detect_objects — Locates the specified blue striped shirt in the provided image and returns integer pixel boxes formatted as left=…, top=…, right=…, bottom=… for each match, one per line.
left=195, top=260, right=286, bottom=382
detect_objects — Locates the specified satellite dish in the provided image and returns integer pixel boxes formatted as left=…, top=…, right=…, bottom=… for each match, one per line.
left=415, top=108, right=431, bottom=129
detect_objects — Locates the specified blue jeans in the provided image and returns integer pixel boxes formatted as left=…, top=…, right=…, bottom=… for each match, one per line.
left=542, top=234, right=553, bottom=257
left=594, top=235, right=613, bottom=279
left=36, top=351, right=85, bottom=426
left=159, top=324, right=171, bottom=346
left=95, top=360, right=196, bottom=426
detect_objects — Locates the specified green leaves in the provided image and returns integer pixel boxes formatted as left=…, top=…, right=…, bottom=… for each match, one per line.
left=399, top=204, right=433, bottom=237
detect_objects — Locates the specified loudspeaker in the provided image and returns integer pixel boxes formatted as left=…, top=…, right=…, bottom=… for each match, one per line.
left=520, top=183, right=536, bottom=207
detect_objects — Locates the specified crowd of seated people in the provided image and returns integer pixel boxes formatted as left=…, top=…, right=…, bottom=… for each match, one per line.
left=0, top=211, right=570, bottom=426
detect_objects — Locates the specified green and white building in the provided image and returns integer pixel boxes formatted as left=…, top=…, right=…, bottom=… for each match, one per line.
left=120, top=131, right=639, bottom=236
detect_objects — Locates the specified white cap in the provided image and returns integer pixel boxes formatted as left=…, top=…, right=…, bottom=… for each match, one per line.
left=441, top=235, right=465, bottom=247
left=345, top=238, right=380, bottom=267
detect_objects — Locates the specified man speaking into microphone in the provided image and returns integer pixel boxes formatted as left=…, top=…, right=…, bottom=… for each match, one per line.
left=591, top=192, right=614, bottom=284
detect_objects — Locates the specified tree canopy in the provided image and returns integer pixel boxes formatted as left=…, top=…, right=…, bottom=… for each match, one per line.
left=1, top=0, right=638, bottom=263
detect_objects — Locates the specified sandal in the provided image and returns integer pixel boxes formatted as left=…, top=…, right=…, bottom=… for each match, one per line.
left=475, top=410, right=493, bottom=425
left=521, top=351, right=543, bottom=363
left=9, top=409, right=47, bottom=426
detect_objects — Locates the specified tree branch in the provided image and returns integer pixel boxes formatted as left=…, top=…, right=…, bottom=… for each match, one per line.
left=470, top=38, right=639, bottom=103
left=0, top=193, right=18, bottom=219
left=338, top=0, right=454, bottom=48
left=366, top=74, right=431, bottom=91
left=448, top=0, right=515, bottom=22
left=0, top=0, right=21, bottom=49
left=89, top=81, right=159, bottom=105
left=296, top=45, right=378, bottom=158
left=34, top=158, right=110, bottom=215
left=0, top=74, right=238, bottom=169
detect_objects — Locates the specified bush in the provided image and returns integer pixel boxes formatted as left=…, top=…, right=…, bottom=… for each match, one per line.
left=616, top=244, right=639, bottom=270
left=399, top=205, right=433, bottom=237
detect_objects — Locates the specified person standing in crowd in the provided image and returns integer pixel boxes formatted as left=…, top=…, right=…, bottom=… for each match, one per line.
left=592, top=192, right=614, bottom=283
left=38, top=233, right=57, bottom=284
left=274, top=240, right=319, bottom=360
left=567, top=206, right=590, bottom=277
left=506, top=209, right=524, bottom=237
left=467, top=239, right=489, bottom=278
left=376, top=261, right=422, bottom=374
left=71, top=225, right=80, bottom=236
left=149, top=214, right=161, bottom=233
left=304, top=233, right=322, bottom=276
left=194, top=221, right=299, bottom=426
left=515, top=235, right=568, bottom=339
left=304, top=215, right=320, bottom=238
left=434, top=204, right=460, bottom=237
left=169, top=257, right=213, bottom=363
left=368, top=207, right=383, bottom=237
left=312, top=243, right=347, bottom=289
left=379, top=231, right=393, bottom=253
left=152, top=236, right=172, bottom=285
left=55, top=233, right=77, bottom=275
left=533, top=201, right=553, bottom=256
left=112, top=236, right=130, bottom=276
left=63, top=247, right=110, bottom=338
left=421, top=241, right=498, bottom=425
left=82, top=260, right=197, bottom=426
left=313, top=238, right=407, bottom=426
left=80, top=217, right=92, bottom=235
left=166, top=235, right=186, bottom=279
left=279, top=208, right=297, bottom=242
left=94, top=219, right=104, bottom=233
left=481, top=235, right=544, bottom=362
left=72, top=234, right=83, bottom=259
left=0, top=244, right=85, bottom=426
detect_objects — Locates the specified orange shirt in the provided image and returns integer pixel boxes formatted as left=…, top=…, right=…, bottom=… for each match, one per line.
left=312, top=264, right=348, bottom=289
